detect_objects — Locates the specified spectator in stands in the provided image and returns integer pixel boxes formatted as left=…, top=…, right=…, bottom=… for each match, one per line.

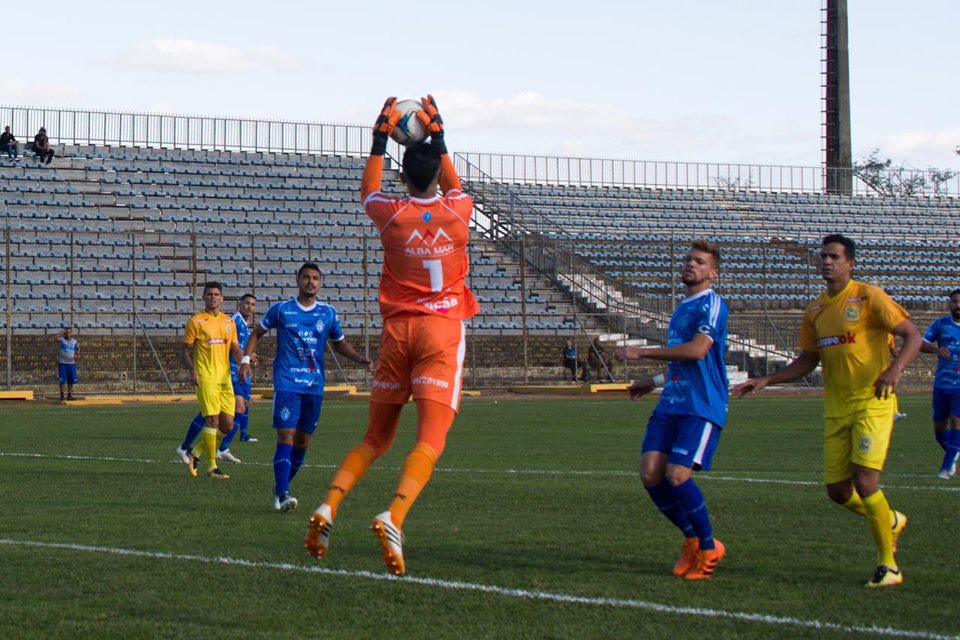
left=51, top=327, right=79, bottom=401
left=0, top=126, right=20, bottom=160
left=561, top=339, right=580, bottom=381
left=587, top=336, right=613, bottom=381
left=32, top=127, right=54, bottom=164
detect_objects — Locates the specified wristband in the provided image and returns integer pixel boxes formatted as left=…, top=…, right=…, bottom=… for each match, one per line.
left=652, top=374, right=665, bottom=387
left=241, top=355, right=251, bottom=365
left=430, top=131, right=447, bottom=155
left=370, top=132, right=388, bottom=156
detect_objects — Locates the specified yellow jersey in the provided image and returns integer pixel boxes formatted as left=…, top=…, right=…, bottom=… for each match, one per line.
left=799, top=280, right=909, bottom=417
left=183, top=310, right=237, bottom=384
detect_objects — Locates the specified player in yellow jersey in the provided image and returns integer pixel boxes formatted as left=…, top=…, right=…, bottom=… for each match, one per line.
left=733, top=234, right=921, bottom=587
left=180, top=282, right=244, bottom=480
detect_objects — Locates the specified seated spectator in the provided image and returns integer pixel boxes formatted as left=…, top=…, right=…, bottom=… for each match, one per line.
left=561, top=339, right=582, bottom=381
left=0, top=126, right=19, bottom=160
left=32, top=127, right=54, bottom=164
left=586, top=336, right=614, bottom=382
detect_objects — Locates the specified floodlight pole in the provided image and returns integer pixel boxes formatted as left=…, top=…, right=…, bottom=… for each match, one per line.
left=823, top=0, right=852, bottom=194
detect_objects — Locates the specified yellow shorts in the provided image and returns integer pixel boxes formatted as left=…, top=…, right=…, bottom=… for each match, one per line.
left=196, top=381, right=235, bottom=418
left=823, top=403, right=895, bottom=483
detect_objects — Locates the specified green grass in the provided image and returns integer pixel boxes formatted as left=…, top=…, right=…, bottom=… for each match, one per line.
left=0, top=395, right=957, bottom=639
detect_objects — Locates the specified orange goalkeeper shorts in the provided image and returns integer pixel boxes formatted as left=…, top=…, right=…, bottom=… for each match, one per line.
left=371, top=314, right=466, bottom=412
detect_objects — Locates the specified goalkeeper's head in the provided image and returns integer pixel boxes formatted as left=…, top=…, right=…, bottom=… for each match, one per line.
left=401, top=142, right=443, bottom=197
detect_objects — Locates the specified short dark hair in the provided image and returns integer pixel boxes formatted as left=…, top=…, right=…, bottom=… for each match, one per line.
left=822, top=233, right=856, bottom=260
left=690, top=240, right=720, bottom=269
left=297, top=262, right=321, bottom=280
left=950, top=288, right=960, bottom=299
left=402, top=142, right=443, bottom=192
left=203, top=281, right=222, bottom=294
left=240, top=293, right=256, bottom=302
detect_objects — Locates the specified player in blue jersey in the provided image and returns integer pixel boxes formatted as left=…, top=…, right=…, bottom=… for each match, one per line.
left=238, top=262, right=373, bottom=512
left=920, top=288, right=960, bottom=479
left=616, top=240, right=729, bottom=580
left=51, top=327, right=79, bottom=401
left=177, top=294, right=258, bottom=465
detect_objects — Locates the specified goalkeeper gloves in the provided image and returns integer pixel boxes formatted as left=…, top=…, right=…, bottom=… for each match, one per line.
left=371, top=97, right=401, bottom=156
left=416, top=94, right=447, bottom=154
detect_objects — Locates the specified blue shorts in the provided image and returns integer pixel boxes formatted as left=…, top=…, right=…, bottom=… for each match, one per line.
left=58, top=363, right=78, bottom=385
left=232, top=378, right=252, bottom=402
left=272, top=391, right=323, bottom=434
left=932, top=387, right=960, bottom=422
left=642, top=410, right=722, bottom=471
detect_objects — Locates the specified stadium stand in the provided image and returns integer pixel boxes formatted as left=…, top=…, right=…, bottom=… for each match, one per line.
left=0, top=141, right=956, bottom=392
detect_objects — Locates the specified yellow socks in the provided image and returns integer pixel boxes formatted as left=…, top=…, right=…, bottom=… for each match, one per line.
left=841, top=492, right=866, bottom=517
left=388, top=442, right=439, bottom=528
left=863, top=490, right=897, bottom=568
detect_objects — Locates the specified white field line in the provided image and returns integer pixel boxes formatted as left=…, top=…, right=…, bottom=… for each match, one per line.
left=0, top=539, right=955, bottom=640
left=1, top=451, right=958, bottom=493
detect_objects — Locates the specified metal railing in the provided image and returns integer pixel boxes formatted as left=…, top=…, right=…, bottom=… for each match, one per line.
left=2, top=103, right=956, bottom=196
left=456, top=151, right=960, bottom=196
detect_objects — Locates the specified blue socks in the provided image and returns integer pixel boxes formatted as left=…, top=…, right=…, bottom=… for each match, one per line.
left=940, top=428, right=960, bottom=474
left=237, top=408, right=250, bottom=439
left=672, top=478, right=715, bottom=550
left=181, top=414, right=205, bottom=451
left=289, top=447, right=307, bottom=482
left=937, top=428, right=949, bottom=451
left=273, top=442, right=293, bottom=497
left=219, top=422, right=239, bottom=452
left=645, top=480, right=695, bottom=538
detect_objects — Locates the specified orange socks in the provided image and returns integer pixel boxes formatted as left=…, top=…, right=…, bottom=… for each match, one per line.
left=325, top=442, right=376, bottom=518
left=388, top=442, right=439, bottom=528
left=388, top=400, right=456, bottom=527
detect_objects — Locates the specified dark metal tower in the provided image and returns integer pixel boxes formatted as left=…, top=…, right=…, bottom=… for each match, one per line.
left=823, top=0, right=852, bottom=194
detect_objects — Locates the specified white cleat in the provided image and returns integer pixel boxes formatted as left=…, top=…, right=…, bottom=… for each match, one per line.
left=273, top=493, right=299, bottom=513
left=176, top=446, right=192, bottom=465
left=217, top=449, right=242, bottom=464
left=893, top=412, right=907, bottom=423
left=371, top=510, right=406, bottom=576
left=305, top=504, right=334, bottom=560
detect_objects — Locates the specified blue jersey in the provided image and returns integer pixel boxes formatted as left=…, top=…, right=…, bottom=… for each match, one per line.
left=58, top=337, right=78, bottom=364
left=229, top=311, right=252, bottom=383
left=923, top=315, right=960, bottom=390
left=655, top=288, right=729, bottom=427
left=260, top=298, right=344, bottom=395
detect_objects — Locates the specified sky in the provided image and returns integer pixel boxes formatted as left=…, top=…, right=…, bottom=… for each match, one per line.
left=4, top=0, right=957, bottom=170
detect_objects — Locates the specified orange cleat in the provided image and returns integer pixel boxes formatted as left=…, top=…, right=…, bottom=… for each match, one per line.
left=305, top=505, right=334, bottom=560
left=684, top=539, right=726, bottom=580
left=371, top=511, right=406, bottom=577
left=673, top=537, right=700, bottom=577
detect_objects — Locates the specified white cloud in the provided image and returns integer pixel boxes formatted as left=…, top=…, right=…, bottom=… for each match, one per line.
left=119, top=39, right=298, bottom=74
left=0, top=79, right=87, bottom=107
left=872, top=128, right=960, bottom=167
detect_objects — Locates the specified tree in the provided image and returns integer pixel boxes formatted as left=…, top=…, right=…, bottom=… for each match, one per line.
left=853, top=149, right=955, bottom=196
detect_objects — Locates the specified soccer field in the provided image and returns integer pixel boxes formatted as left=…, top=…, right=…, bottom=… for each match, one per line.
left=0, top=395, right=957, bottom=639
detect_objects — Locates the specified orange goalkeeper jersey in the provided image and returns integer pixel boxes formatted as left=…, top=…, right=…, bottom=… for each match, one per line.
left=361, top=155, right=480, bottom=321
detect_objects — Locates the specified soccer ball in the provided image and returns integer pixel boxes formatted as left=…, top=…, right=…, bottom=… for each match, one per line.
left=389, top=99, right=427, bottom=146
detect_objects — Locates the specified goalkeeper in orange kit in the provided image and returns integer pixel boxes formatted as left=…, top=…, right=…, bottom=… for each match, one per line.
left=305, top=95, right=480, bottom=576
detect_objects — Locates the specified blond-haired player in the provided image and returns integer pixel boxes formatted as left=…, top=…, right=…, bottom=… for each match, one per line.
left=733, top=234, right=921, bottom=587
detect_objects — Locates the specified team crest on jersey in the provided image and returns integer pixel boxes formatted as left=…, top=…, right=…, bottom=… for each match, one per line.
left=315, top=319, right=325, bottom=333
left=280, top=406, right=291, bottom=422
left=858, top=435, right=874, bottom=453
left=845, top=306, right=861, bottom=322
left=422, top=212, right=432, bottom=222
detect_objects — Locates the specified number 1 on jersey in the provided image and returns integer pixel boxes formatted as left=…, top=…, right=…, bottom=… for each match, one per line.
left=422, top=259, right=443, bottom=292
